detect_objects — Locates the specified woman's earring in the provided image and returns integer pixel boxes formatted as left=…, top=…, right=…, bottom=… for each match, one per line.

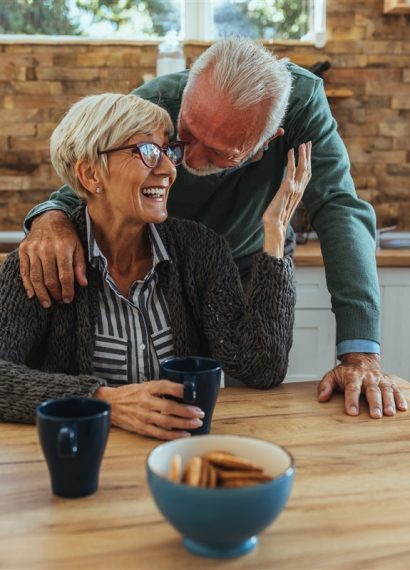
left=96, top=187, right=102, bottom=194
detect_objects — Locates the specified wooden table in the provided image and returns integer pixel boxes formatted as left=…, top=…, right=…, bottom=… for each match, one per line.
left=1, top=380, right=410, bottom=570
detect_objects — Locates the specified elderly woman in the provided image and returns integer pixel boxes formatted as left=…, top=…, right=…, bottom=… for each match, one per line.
left=0, top=93, right=311, bottom=439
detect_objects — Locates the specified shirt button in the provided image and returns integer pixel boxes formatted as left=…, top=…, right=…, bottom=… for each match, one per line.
left=139, top=343, right=146, bottom=350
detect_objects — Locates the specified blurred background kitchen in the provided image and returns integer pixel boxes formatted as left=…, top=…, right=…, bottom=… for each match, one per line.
left=0, top=0, right=408, bottom=234
left=0, top=1, right=409, bottom=381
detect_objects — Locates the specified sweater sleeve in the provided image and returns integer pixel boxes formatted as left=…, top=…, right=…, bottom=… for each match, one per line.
left=0, top=252, right=106, bottom=424
left=286, top=78, right=380, bottom=344
left=197, top=228, right=296, bottom=389
left=23, top=184, right=81, bottom=231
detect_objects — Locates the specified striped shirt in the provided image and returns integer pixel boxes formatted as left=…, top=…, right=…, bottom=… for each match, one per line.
left=85, top=209, right=175, bottom=385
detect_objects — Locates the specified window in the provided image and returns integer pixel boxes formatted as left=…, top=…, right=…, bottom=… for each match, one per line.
left=0, top=0, right=326, bottom=46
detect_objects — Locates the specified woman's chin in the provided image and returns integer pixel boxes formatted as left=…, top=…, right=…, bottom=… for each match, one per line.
left=145, top=207, right=168, bottom=224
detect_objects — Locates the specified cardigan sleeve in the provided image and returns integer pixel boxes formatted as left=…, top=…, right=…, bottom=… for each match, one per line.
left=196, top=228, right=296, bottom=389
left=0, top=251, right=106, bottom=424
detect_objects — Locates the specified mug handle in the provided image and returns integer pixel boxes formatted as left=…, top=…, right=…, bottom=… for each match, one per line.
left=183, top=376, right=197, bottom=404
left=57, top=425, right=78, bottom=458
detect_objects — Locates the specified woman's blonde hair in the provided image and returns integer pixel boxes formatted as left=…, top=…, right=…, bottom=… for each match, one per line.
left=50, top=93, right=174, bottom=199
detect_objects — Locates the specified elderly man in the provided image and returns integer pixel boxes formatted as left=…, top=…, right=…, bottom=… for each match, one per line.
left=20, top=36, right=407, bottom=418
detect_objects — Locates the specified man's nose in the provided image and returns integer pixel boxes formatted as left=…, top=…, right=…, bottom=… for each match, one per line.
left=184, top=140, right=209, bottom=167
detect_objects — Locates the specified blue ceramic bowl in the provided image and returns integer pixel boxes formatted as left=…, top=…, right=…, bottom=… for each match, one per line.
left=146, top=435, right=295, bottom=559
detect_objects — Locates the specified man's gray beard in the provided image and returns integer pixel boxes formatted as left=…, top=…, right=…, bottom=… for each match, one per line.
left=182, top=158, right=225, bottom=176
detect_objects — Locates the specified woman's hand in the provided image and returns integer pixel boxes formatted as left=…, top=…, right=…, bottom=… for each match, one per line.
left=93, top=380, right=205, bottom=440
left=263, top=142, right=312, bottom=257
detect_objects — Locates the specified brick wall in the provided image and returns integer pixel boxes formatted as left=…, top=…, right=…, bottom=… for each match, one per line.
left=0, top=0, right=409, bottom=230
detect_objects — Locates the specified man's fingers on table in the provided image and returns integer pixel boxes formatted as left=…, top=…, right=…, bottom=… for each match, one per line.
left=363, top=381, right=383, bottom=419
left=378, top=379, right=396, bottom=416
left=344, top=379, right=363, bottom=416
left=380, top=379, right=408, bottom=413
left=393, top=384, right=408, bottom=411
left=317, top=370, right=338, bottom=402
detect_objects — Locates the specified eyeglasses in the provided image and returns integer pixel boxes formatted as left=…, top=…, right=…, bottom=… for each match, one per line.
left=97, top=141, right=185, bottom=168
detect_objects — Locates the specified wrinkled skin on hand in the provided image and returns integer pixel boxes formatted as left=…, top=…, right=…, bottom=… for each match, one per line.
left=94, top=380, right=205, bottom=440
left=318, top=353, right=408, bottom=418
left=19, top=211, right=87, bottom=307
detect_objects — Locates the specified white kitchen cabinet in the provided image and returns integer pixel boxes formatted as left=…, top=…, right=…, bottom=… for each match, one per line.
left=285, top=267, right=336, bottom=382
left=285, top=264, right=410, bottom=382
left=379, top=268, right=410, bottom=379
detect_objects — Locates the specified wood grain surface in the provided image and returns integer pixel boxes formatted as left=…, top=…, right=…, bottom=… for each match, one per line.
left=1, top=378, right=410, bottom=570
left=2, top=243, right=410, bottom=268
left=294, top=241, right=410, bottom=267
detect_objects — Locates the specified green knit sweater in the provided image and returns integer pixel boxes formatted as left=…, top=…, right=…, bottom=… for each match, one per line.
left=25, top=63, right=380, bottom=344
left=1, top=207, right=295, bottom=424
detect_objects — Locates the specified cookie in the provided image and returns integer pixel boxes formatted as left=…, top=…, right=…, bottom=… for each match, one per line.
left=204, top=451, right=263, bottom=472
left=182, top=456, right=202, bottom=487
left=168, top=453, right=182, bottom=483
left=217, top=469, right=271, bottom=482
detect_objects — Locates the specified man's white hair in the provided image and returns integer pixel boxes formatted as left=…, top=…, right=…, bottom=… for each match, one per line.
left=185, top=36, right=292, bottom=151
left=50, top=93, right=173, bottom=199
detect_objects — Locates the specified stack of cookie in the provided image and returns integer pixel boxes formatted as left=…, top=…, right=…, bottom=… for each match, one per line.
left=168, top=451, right=272, bottom=488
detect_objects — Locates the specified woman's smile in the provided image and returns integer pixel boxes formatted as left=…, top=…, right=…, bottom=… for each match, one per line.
left=141, top=185, right=168, bottom=201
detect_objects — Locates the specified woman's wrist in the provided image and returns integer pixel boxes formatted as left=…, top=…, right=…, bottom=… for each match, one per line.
left=263, top=223, right=286, bottom=258
left=93, top=385, right=112, bottom=401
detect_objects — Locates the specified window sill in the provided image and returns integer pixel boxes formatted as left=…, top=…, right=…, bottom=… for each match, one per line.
left=0, top=35, right=315, bottom=47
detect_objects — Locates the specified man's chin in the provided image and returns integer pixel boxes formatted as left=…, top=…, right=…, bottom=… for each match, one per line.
left=182, top=159, right=225, bottom=177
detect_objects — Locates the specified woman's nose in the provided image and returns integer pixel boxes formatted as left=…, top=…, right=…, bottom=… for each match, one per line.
left=153, top=153, right=176, bottom=176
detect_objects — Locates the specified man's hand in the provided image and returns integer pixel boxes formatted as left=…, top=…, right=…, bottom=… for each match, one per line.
left=318, top=353, right=408, bottom=418
left=19, top=211, right=87, bottom=307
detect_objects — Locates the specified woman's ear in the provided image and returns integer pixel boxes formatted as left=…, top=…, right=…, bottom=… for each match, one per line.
left=75, top=160, right=103, bottom=196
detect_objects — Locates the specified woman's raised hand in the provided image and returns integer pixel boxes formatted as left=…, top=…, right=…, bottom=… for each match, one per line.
left=93, top=380, right=205, bottom=440
left=262, top=142, right=312, bottom=257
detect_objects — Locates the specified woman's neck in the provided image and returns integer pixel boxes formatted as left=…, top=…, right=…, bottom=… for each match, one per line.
left=88, top=207, right=152, bottom=282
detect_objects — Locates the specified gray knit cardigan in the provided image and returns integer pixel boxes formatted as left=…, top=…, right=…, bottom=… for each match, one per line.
left=0, top=207, right=295, bottom=423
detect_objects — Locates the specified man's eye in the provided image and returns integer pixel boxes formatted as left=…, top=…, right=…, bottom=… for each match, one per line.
left=179, top=128, right=193, bottom=142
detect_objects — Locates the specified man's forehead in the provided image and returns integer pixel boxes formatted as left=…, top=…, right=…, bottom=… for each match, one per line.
left=180, top=78, right=269, bottom=152
left=179, top=109, right=247, bottom=154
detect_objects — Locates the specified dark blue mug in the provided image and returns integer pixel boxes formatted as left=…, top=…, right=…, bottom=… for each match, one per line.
left=36, top=397, right=111, bottom=498
left=160, top=356, right=222, bottom=435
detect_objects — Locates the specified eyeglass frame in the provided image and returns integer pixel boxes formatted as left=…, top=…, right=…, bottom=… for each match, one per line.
left=97, top=141, right=186, bottom=168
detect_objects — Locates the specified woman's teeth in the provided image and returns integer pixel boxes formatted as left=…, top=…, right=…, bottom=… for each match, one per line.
left=142, top=187, right=166, bottom=198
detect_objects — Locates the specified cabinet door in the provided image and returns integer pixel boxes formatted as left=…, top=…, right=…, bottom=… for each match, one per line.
left=378, top=268, right=410, bottom=379
left=294, top=267, right=332, bottom=309
left=285, top=309, right=336, bottom=382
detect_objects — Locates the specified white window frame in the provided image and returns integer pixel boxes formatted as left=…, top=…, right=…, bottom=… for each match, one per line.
left=184, top=0, right=326, bottom=47
left=0, top=0, right=326, bottom=46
